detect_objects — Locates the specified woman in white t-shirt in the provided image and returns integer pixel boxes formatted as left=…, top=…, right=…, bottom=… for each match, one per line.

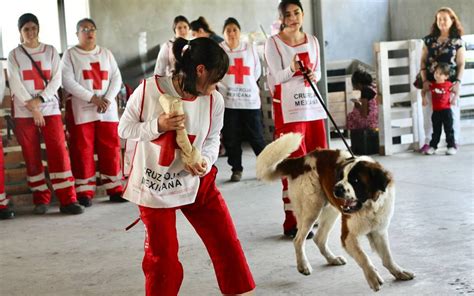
left=264, top=0, right=327, bottom=238
left=119, top=37, right=255, bottom=296
left=8, top=13, right=83, bottom=215
left=218, top=17, right=266, bottom=182
left=154, top=15, right=190, bottom=76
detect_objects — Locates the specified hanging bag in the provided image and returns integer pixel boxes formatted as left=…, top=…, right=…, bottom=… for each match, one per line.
left=20, top=45, right=65, bottom=106
left=413, top=40, right=449, bottom=89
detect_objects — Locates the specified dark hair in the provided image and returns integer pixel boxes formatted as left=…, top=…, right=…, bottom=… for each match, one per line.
left=18, top=13, right=39, bottom=31
left=223, top=17, right=241, bottom=33
left=172, top=37, right=229, bottom=96
left=76, top=18, right=97, bottom=32
left=435, top=63, right=451, bottom=76
left=278, top=0, right=304, bottom=32
left=351, top=69, right=373, bottom=86
left=173, top=15, right=189, bottom=33
left=430, top=7, right=464, bottom=38
left=190, top=17, right=215, bottom=35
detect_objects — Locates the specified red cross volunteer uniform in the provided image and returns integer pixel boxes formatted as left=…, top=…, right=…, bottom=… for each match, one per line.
left=118, top=75, right=255, bottom=295
left=154, top=40, right=175, bottom=77
left=61, top=45, right=123, bottom=202
left=7, top=43, right=77, bottom=207
left=218, top=40, right=267, bottom=177
left=265, top=33, right=328, bottom=234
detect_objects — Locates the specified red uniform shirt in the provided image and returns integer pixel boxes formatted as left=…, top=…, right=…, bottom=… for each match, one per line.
left=429, top=81, right=452, bottom=111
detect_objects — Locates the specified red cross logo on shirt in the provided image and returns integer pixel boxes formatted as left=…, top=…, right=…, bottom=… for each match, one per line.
left=22, top=61, right=51, bottom=90
left=227, top=58, right=250, bottom=84
left=151, top=132, right=196, bottom=167
left=83, top=62, right=109, bottom=90
left=295, top=52, right=314, bottom=86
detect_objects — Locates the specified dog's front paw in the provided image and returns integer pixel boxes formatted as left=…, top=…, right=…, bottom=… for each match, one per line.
left=393, top=269, right=415, bottom=281
left=365, top=269, right=384, bottom=291
left=328, top=256, right=346, bottom=266
left=297, top=262, right=313, bottom=275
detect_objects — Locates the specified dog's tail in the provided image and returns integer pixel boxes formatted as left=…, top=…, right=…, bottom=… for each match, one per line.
left=256, top=133, right=303, bottom=181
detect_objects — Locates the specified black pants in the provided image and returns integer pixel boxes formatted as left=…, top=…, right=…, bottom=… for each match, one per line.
left=429, top=109, right=455, bottom=149
left=222, top=108, right=267, bottom=172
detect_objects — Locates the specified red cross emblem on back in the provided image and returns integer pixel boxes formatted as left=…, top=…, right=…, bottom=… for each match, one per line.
left=295, top=52, right=314, bottom=87
left=227, top=58, right=250, bottom=84
left=83, top=62, right=108, bottom=90
left=22, top=61, right=51, bottom=90
left=151, top=132, right=196, bottom=167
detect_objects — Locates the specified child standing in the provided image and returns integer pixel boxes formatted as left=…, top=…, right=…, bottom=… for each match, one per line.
left=422, top=63, right=456, bottom=155
left=347, top=69, right=378, bottom=130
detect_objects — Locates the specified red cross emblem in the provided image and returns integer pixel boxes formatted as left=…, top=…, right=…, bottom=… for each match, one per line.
left=151, top=132, right=196, bottom=167
left=22, top=61, right=51, bottom=90
left=83, top=62, right=108, bottom=90
left=295, top=52, right=314, bottom=86
left=227, top=58, right=250, bottom=84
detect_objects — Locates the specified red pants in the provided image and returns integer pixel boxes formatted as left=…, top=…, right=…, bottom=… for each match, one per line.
left=14, top=116, right=76, bottom=206
left=275, top=120, right=327, bottom=232
left=0, top=137, right=7, bottom=209
left=139, top=166, right=255, bottom=296
left=66, top=102, right=122, bottom=199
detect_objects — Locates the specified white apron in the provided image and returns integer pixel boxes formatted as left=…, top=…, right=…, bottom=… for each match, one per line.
left=124, top=78, right=213, bottom=208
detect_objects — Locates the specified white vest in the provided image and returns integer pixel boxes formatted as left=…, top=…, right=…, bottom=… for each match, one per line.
left=218, top=42, right=261, bottom=109
left=62, top=46, right=120, bottom=124
left=9, top=44, right=60, bottom=117
left=267, top=34, right=326, bottom=123
left=123, top=76, right=215, bottom=208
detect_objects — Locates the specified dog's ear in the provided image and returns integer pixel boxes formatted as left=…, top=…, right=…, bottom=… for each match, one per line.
left=370, top=166, right=391, bottom=193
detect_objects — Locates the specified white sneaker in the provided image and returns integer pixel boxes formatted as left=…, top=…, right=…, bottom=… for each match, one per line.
left=446, top=147, right=457, bottom=155
left=424, top=147, right=436, bottom=155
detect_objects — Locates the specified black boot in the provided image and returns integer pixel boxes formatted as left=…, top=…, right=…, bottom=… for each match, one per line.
left=78, top=196, right=92, bottom=207
left=109, top=194, right=128, bottom=203
left=0, top=207, right=15, bottom=220
left=60, top=202, right=84, bottom=215
left=284, top=227, right=314, bottom=240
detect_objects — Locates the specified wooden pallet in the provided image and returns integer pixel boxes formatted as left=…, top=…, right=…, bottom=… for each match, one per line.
left=374, top=40, right=422, bottom=155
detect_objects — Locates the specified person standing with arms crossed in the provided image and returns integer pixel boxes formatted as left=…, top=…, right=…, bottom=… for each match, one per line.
left=8, top=13, right=83, bottom=215
left=219, top=17, right=266, bottom=182
left=62, top=18, right=125, bottom=207
left=265, top=0, right=328, bottom=238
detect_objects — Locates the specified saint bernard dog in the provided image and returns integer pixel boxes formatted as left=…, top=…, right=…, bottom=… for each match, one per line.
left=256, top=133, right=414, bottom=291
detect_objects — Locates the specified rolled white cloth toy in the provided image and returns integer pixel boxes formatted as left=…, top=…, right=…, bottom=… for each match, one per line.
left=158, top=94, right=203, bottom=166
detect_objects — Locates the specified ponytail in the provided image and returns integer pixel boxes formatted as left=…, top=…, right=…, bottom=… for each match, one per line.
left=172, top=37, right=229, bottom=96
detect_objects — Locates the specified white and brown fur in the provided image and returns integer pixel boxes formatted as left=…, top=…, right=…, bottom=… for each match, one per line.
left=256, top=133, right=414, bottom=291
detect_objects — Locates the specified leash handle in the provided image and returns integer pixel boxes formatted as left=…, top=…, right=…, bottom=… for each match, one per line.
left=297, top=60, right=355, bottom=158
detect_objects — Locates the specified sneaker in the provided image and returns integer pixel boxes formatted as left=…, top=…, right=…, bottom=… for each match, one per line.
left=109, top=194, right=128, bottom=203
left=33, top=204, right=49, bottom=215
left=419, top=144, right=430, bottom=154
left=59, top=202, right=84, bottom=215
left=230, top=171, right=242, bottom=182
left=284, top=227, right=314, bottom=240
left=424, top=147, right=436, bottom=155
left=0, top=207, right=15, bottom=220
left=446, top=147, right=457, bottom=155
left=78, top=196, right=92, bottom=207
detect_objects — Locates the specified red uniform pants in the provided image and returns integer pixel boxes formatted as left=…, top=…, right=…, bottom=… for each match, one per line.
left=66, top=102, right=122, bottom=199
left=275, top=120, right=328, bottom=232
left=14, top=115, right=76, bottom=206
left=139, top=166, right=255, bottom=296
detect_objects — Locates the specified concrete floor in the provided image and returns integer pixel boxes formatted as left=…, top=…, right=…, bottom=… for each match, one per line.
left=1, top=142, right=473, bottom=296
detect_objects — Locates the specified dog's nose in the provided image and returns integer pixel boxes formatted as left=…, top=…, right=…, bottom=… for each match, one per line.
left=334, top=184, right=345, bottom=197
